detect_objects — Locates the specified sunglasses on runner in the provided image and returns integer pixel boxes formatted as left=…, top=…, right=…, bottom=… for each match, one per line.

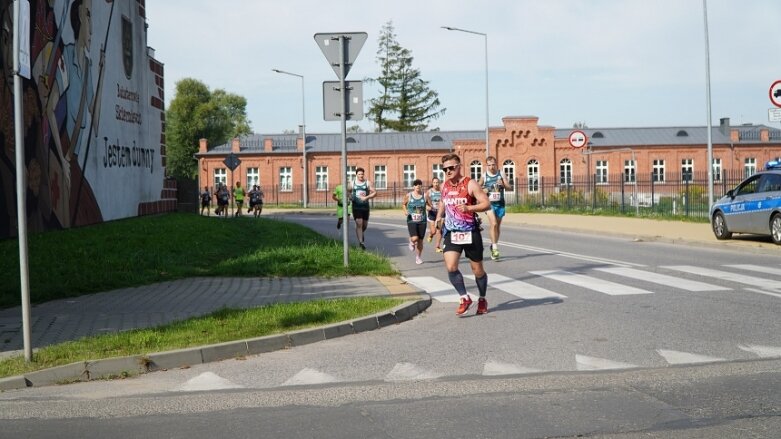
left=443, top=164, right=459, bottom=173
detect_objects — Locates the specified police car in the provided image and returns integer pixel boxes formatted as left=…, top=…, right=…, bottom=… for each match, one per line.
left=710, top=160, right=781, bottom=244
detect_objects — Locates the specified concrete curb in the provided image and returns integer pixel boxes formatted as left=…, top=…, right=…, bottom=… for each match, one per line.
left=0, top=295, right=431, bottom=391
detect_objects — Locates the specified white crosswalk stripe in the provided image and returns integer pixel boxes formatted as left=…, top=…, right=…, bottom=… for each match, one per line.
left=530, top=270, right=654, bottom=295
left=465, top=273, right=567, bottom=300
left=725, top=264, right=781, bottom=277
left=385, top=362, right=441, bottom=381
left=594, top=266, right=729, bottom=292
left=662, top=265, right=774, bottom=289
left=575, top=354, right=638, bottom=371
left=403, top=276, right=461, bottom=302
left=282, top=368, right=339, bottom=386
left=738, top=345, right=781, bottom=358
left=656, top=349, right=725, bottom=365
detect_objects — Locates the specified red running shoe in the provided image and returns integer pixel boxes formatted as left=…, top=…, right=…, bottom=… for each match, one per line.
left=476, top=298, right=488, bottom=315
left=456, top=296, right=473, bottom=315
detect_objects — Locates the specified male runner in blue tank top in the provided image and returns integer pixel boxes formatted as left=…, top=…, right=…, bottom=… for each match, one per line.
left=479, top=156, right=507, bottom=260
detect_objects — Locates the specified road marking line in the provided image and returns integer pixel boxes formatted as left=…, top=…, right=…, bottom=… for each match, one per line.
left=178, top=372, right=244, bottom=392
left=738, top=344, right=781, bottom=358
left=403, top=276, right=461, bottom=302
left=594, top=267, right=729, bottom=292
left=465, top=273, right=567, bottom=300
left=482, top=360, right=542, bottom=376
left=725, top=264, right=781, bottom=277
left=530, top=270, right=654, bottom=295
left=656, top=349, right=725, bottom=365
left=575, top=354, right=638, bottom=371
left=744, top=288, right=781, bottom=299
left=282, top=368, right=339, bottom=386
left=662, top=265, right=773, bottom=289
left=385, top=362, right=441, bottom=381
left=499, top=241, right=644, bottom=268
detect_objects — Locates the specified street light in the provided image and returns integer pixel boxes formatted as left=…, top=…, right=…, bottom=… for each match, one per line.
left=272, top=68, right=308, bottom=208
left=442, top=26, right=490, bottom=158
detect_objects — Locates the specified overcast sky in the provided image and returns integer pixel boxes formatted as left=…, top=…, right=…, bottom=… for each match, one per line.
left=145, top=0, right=781, bottom=135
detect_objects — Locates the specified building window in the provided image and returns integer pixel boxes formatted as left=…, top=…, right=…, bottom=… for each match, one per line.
left=347, top=166, right=357, bottom=183
left=559, top=159, right=572, bottom=186
left=596, top=160, right=608, bottom=184
left=681, top=158, right=693, bottom=182
left=214, top=168, right=227, bottom=187
left=527, top=159, right=539, bottom=193
left=470, top=160, right=482, bottom=181
left=502, top=160, right=515, bottom=191
left=652, top=159, right=665, bottom=183
left=246, top=168, right=259, bottom=188
left=624, top=159, right=636, bottom=184
left=315, top=166, right=328, bottom=191
left=279, top=167, right=292, bottom=192
left=374, top=165, right=387, bottom=190
left=744, top=157, right=756, bottom=178
left=432, top=164, right=444, bottom=182
left=712, top=158, right=722, bottom=182
left=403, top=164, right=416, bottom=188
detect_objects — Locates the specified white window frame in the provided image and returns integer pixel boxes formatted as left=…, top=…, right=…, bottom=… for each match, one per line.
left=374, top=165, right=387, bottom=190
left=653, top=159, right=665, bottom=183
left=279, top=166, right=292, bottom=192
left=470, top=160, right=482, bottom=181
left=347, top=166, right=357, bottom=183
left=744, top=157, right=756, bottom=178
left=595, top=160, right=608, bottom=184
left=712, top=158, right=722, bottom=183
left=315, top=166, right=328, bottom=191
left=624, top=159, right=636, bottom=184
left=214, top=168, right=227, bottom=187
left=559, top=159, right=572, bottom=186
left=527, top=159, right=539, bottom=193
left=681, top=158, right=693, bottom=182
left=431, top=164, right=444, bottom=182
left=246, top=167, right=259, bottom=188
left=402, top=164, right=416, bottom=188
left=502, top=160, right=515, bottom=191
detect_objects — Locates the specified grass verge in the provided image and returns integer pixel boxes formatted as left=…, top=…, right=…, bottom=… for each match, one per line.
left=0, top=296, right=404, bottom=378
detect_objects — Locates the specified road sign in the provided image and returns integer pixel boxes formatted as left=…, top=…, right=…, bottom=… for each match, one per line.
left=314, top=32, right=367, bottom=80
left=568, top=130, right=587, bottom=148
left=770, top=80, right=781, bottom=108
left=770, top=108, right=781, bottom=122
left=323, top=81, right=363, bottom=121
left=223, top=153, right=241, bottom=171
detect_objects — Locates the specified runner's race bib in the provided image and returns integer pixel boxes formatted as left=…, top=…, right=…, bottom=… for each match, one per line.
left=489, top=192, right=501, bottom=202
left=451, top=231, right=472, bottom=245
left=411, top=213, right=423, bottom=222
left=357, top=190, right=367, bottom=198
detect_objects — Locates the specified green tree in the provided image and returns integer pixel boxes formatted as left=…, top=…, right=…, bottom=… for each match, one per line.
left=166, top=78, right=252, bottom=178
left=366, top=21, right=445, bottom=132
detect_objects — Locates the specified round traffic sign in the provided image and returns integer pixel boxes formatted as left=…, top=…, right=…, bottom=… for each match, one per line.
left=770, top=80, right=781, bottom=108
left=568, top=130, right=588, bottom=148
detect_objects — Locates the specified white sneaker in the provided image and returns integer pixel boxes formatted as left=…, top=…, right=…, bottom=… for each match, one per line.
left=415, top=256, right=423, bottom=265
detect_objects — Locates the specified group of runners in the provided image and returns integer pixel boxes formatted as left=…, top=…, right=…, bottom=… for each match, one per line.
left=336, top=155, right=507, bottom=316
left=200, top=182, right=264, bottom=217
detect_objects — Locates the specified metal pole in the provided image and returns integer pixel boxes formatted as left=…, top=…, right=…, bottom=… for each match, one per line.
left=13, top=0, right=33, bottom=362
left=442, top=26, right=489, bottom=157
left=271, top=69, right=307, bottom=208
left=703, top=0, right=714, bottom=208
left=339, top=36, right=349, bottom=267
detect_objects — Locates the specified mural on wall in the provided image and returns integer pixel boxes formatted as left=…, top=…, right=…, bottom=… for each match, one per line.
left=0, top=0, right=164, bottom=238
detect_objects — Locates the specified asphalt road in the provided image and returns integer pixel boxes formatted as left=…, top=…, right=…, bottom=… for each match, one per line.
left=1, top=212, right=779, bottom=438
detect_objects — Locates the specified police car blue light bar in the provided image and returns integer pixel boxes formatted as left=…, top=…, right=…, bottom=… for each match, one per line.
left=766, top=160, right=781, bottom=170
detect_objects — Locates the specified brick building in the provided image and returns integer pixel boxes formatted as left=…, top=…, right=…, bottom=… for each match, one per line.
left=195, top=116, right=781, bottom=208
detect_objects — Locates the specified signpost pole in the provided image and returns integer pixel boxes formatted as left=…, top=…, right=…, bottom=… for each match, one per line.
left=340, top=36, right=349, bottom=267
left=13, top=0, right=33, bottom=362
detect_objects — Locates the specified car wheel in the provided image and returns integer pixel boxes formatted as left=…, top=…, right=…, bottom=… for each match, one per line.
left=771, top=213, right=781, bottom=245
left=712, top=212, right=732, bottom=240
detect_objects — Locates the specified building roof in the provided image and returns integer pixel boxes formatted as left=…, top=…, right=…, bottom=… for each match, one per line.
left=202, top=121, right=780, bottom=155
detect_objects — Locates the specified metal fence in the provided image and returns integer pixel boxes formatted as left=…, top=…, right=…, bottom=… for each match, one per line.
left=199, top=170, right=748, bottom=219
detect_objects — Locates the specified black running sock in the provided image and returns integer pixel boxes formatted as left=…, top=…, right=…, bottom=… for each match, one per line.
left=475, top=273, right=488, bottom=298
left=447, top=270, right=468, bottom=296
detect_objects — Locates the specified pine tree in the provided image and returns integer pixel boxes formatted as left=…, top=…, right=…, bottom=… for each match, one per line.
left=366, top=21, right=445, bottom=132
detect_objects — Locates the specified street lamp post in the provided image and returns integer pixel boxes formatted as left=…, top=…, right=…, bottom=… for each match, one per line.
left=442, top=26, right=489, bottom=158
left=272, top=69, right=308, bottom=208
